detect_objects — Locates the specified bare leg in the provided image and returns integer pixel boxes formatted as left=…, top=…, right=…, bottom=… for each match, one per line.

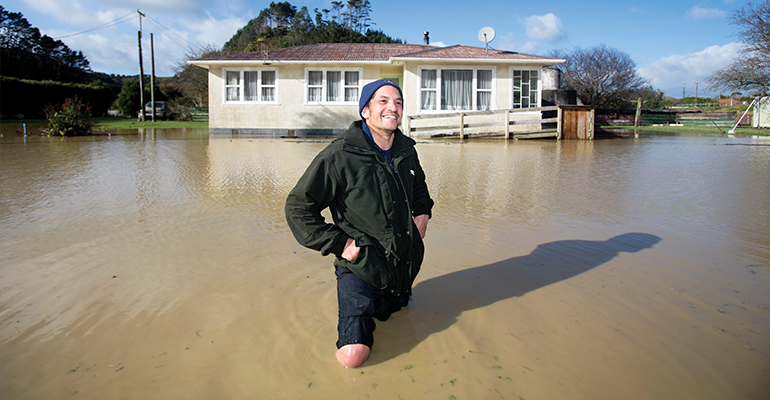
left=335, top=344, right=370, bottom=368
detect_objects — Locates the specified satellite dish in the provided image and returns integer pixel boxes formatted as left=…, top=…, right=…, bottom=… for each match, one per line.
left=478, top=27, right=496, bottom=44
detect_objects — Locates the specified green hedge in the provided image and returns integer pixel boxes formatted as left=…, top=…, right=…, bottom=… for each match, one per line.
left=0, top=76, right=115, bottom=119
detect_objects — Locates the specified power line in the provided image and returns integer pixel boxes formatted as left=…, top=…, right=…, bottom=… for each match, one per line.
left=144, top=14, right=203, bottom=53
left=55, top=10, right=135, bottom=39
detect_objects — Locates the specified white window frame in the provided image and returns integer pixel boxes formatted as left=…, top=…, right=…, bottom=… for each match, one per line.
left=510, top=67, right=542, bottom=109
left=417, top=66, right=497, bottom=113
left=304, top=68, right=363, bottom=105
left=222, top=68, right=280, bottom=104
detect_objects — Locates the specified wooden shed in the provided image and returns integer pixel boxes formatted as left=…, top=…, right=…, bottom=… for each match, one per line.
left=558, top=105, right=595, bottom=140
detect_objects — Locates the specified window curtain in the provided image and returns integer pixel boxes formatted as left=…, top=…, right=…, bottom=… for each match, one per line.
left=476, top=70, right=492, bottom=110
left=421, top=69, right=436, bottom=110
left=308, top=71, right=322, bottom=101
left=344, top=71, right=359, bottom=102
left=244, top=71, right=258, bottom=101
left=226, top=71, right=240, bottom=101
left=327, top=71, right=341, bottom=102
left=261, top=71, right=275, bottom=102
left=441, top=70, right=472, bottom=110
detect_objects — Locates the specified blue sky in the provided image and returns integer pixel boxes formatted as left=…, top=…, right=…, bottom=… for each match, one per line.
left=4, top=0, right=749, bottom=98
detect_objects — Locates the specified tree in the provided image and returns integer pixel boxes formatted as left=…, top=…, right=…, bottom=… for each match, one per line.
left=221, top=0, right=399, bottom=54
left=172, top=43, right=221, bottom=108
left=635, top=85, right=666, bottom=109
left=0, top=6, right=92, bottom=83
left=548, top=44, right=649, bottom=109
left=707, top=1, right=770, bottom=95
left=115, top=79, right=165, bottom=117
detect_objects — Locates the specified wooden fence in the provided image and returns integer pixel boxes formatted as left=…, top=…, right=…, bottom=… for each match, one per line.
left=404, top=105, right=595, bottom=140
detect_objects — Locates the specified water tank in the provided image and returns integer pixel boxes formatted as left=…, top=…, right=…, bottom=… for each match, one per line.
left=542, top=69, right=561, bottom=90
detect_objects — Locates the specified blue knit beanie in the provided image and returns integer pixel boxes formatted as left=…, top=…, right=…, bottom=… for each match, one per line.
left=359, top=79, right=403, bottom=119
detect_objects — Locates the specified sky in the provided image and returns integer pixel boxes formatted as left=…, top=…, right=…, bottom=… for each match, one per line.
left=3, top=0, right=751, bottom=98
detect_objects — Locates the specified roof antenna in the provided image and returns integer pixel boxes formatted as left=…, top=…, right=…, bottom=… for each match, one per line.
left=261, top=43, right=269, bottom=64
left=478, top=27, right=495, bottom=56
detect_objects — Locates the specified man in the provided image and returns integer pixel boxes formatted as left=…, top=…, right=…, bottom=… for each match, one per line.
left=285, top=79, right=434, bottom=368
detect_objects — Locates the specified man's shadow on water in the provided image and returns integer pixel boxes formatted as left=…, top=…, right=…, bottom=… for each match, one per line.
left=368, top=232, right=661, bottom=365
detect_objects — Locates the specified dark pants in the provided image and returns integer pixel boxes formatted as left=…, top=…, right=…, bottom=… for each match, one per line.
left=335, top=266, right=409, bottom=349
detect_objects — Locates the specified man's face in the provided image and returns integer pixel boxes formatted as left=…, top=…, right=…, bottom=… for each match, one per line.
left=362, top=85, right=403, bottom=135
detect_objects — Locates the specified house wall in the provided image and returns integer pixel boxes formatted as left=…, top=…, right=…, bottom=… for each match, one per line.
left=401, top=62, right=543, bottom=137
left=753, top=96, right=770, bottom=128
left=207, top=62, right=546, bottom=136
left=208, top=64, right=396, bottom=135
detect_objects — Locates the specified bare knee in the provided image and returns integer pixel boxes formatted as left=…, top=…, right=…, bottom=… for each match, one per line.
left=335, top=344, right=370, bottom=368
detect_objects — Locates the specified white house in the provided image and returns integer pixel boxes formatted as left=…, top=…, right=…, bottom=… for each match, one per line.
left=188, top=43, right=565, bottom=136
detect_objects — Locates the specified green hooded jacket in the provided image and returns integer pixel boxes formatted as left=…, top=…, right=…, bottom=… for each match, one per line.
left=285, top=121, right=434, bottom=296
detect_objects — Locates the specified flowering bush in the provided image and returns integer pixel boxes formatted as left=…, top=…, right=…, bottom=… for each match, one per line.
left=43, top=96, right=93, bottom=136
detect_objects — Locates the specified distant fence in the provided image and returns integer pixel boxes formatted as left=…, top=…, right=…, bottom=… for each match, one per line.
left=670, top=103, right=720, bottom=108
left=677, top=112, right=736, bottom=127
left=597, top=109, right=748, bottom=127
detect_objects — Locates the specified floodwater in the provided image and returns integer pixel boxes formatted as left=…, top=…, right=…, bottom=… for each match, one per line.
left=1, top=125, right=769, bottom=399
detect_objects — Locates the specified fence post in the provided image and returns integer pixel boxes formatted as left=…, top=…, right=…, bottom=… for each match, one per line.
left=634, top=97, right=642, bottom=127
left=460, top=113, right=465, bottom=139
left=505, top=109, right=510, bottom=140
left=404, top=115, right=411, bottom=138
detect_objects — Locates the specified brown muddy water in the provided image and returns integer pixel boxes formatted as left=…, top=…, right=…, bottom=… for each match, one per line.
left=1, top=125, right=769, bottom=399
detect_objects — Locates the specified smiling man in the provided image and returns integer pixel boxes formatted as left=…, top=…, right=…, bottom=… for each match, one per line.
left=285, top=79, right=434, bottom=368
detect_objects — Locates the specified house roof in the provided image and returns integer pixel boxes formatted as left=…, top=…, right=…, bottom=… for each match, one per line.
left=191, top=43, right=564, bottom=67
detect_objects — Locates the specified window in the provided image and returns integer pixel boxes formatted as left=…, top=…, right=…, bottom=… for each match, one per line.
left=419, top=67, right=495, bottom=111
left=305, top=69, right=362, bottom=104
left=512, top=69, right=540, bottom=109
left=223, top=69, right=279, bottom=103
left=477, top=70, right=493, bottom=111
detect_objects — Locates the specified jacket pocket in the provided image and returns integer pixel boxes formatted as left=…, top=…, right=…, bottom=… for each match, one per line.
left=410, top=221, right=425, bottom=282
left=341, top=234, right=392, bottom=290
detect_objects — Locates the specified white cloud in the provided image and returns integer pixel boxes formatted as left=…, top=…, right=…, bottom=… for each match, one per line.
left=686, top=5, right=726, bottom=20
left=524, top=13, right=564, bottom=42
left=430, top=41, right=448, bottom=47
left=179, top=13, right=247, bottom=49
left=495, top=32, right=544, bottom=55
left=23, top=0, right=120, bottom=27
left=638, top=42, right=744, bottom=97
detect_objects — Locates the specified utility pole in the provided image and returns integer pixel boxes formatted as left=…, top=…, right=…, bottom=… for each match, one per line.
left=682, top=83, right=685, bottom=101
left=137, top=9, right=145, bottom=121
left=150, top=33, right=155, bottom=122
left=695, top=82, right=699, bottom=108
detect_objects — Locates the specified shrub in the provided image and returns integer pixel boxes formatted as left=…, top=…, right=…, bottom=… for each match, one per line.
left=43, top=95, right=93, bottom=136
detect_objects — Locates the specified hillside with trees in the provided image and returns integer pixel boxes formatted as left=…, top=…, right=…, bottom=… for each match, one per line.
left=174, top=1, right=402, bottom=114
left=222, top=1, right=402, bottom=54
left=1, top=6, right=93, bottom=84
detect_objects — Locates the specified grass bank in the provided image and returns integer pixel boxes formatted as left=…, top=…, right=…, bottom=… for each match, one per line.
left=91, top=117, right=208, bottom=130
left=0, top=117, right=208, bottom=130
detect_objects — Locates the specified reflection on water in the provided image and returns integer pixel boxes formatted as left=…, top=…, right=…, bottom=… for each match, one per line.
left=1, top=129, right=769, bottom=399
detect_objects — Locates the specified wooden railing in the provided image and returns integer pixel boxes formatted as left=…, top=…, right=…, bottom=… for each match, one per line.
left=404, top=106, right=560, bottom=140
